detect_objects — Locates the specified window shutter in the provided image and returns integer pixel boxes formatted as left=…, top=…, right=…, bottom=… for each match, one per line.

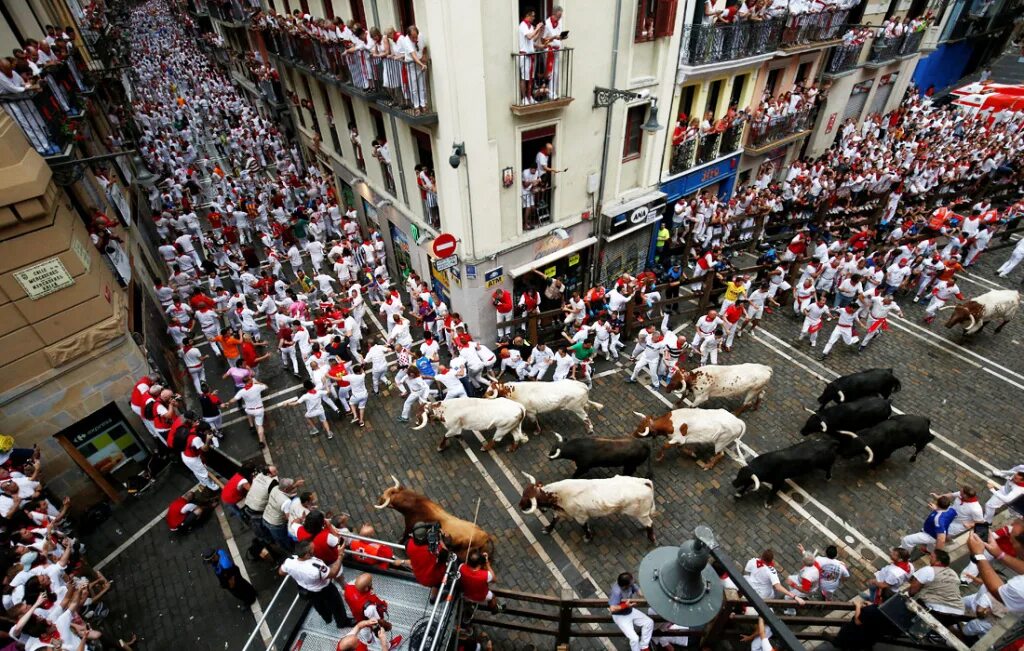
left=654, top=0, right=678, bottom=37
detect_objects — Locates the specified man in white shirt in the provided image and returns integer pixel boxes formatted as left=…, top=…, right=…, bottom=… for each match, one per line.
left=284, top=379, right=334, bottom=440
left=278, top=541, right=351, bottom=627
left=931, top=486, right=984, bottom=537
left=858, top=294, right=903, bottom=352
left=744, top=550, right=806, bottom=603
left=799, top=296, right=831, bottom=348
left=815, top=545, right=849, bottom=601
left=226, top=378, right=269, bottom=448
left=517, top=11, right=543, bottom=103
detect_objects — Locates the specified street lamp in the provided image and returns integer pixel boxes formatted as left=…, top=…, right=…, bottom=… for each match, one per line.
left=638, top=525, right=723, bottom=629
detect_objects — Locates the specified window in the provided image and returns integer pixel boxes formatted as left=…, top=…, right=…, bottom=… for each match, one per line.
left=764, top=68, right=781, bottom=97
left=518, top=0, right=555, bottom=22
left=368, top=108, right=394, bottom=193
left=677, top=85, right=696, bottom=123
left=412, top=130, right=439, bottom=228
left=300, top=75, right=319, bottom=134
left=323, top=0, right=334, bottom=18
left=369, top=107, right=387, bottom=140
left=623, top=105, right=646, bottom=160
left=318, top=81, right=341, bottom=152
left=299, top=0, right=310, bottom=13
left=796, top=62, right=812, bottom=85
left=521, top=125, right=557, bottom=230
left=396, top=0, right=415, bottom=29
left=728, top=74, right=746, bottom=110
left=705, top=79, right=722, bottom=118
left=349, top=0, right=367, bottom=27
left=635, top=0, right=678, bottom=42
left=341, top=94, right=365, bottom=172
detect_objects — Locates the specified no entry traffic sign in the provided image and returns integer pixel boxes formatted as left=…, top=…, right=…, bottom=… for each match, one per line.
left=432, top=233, right=457, bottom=258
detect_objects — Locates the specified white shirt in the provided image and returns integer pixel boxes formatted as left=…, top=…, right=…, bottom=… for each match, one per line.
left=998, top=575, right=1024, bottom=613
left=296, top=389, right=326, bottom=416
left=744, top=559, right=780, bottom=599
left=281, top=556, right=332, bottom=591
left=234, top=384, right=266, bottom=411
left=816, top=557, right=849, bottom=594
left=518, top=20, right=536, bottom=53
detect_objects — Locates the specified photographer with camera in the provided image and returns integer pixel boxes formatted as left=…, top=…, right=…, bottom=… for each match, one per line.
left=405, top=522, right=448, bottom=600
left=342, top=573, right=403, bottom=650
left=458, top=550, right=502, bottom=613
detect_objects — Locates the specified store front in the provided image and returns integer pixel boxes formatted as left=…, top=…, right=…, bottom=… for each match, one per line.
left=510, top=236, right=597, bottom=304
left=598, top=193, right=667, bottom=287
left=660, top=153, right=741, bottom=204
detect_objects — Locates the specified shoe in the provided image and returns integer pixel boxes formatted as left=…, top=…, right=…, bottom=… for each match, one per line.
left=327, top=432, right=334, bottom=440
left=389, top=636, right=403, bottom=650
left=857, top=346, right=866, bottom=354
left=912, top=296, right=920, bottom=303
left=625, top=378, right=637, bottom=384
left=397, top=416, right=409, bottom=422
left=309, top=430, right=319, bottom=436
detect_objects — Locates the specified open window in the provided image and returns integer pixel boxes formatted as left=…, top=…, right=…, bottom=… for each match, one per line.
left=341, top=94, right=365, bottom=172
left=412, top=130, right=439, bottom=228
left=368, top=108, right=395, bottom=194
left=395, top=0, right=415, bottom=29
left=349, top=0, right=367, bottom=27
left=635, top=0, right=678, bottom=42
left=521, top=125, right=557, bottom=231
left=623, top=105, right=646, bottom=161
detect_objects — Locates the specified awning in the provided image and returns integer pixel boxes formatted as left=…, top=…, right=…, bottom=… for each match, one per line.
left=509, top=236, right=598, bottom=278
left=600, top=189, right=667, bottom=218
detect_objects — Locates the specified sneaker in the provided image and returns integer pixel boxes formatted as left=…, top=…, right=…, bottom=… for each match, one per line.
left=625, top=378, right=637, bottom=384
left=397, top=416, right=409, bottom=423
left=388, top=636, right=403, bottom=650
left=912, top=295, right=920, bottom=303
left=309, top=429, right=319, bottom=436
left=327, top=432, right=334, bottom=440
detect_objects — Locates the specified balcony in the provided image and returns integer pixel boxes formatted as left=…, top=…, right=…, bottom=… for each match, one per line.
left=897, top=30, right=925, bottom=56
left=1, top=86, right=74, bottom=158
left=745, top=107, right=816, bottom=154
left=208, top=0, right=247, bottom=26
left=522, top=180, right=555, bottom=231
left=669, top=120, right=744, bottom=175
left=823, top=42, right=864, bottom=77
left=261, top=28, right=436, bottom=124
left=779, top=9, right=850, bottom=50
left=510, top=49, right=574, bottom=116
left=679, top=19, right=784, bottom=69
left=865, top=34, right=899, bottom=65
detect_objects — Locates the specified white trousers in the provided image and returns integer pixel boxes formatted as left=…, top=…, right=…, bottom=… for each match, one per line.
left=612, top=610, right=654, bottom=651
left=899, top=531, right=937, bottom=551
left=496, top=310, right=513, bottom=338
left=182, top=453, right=219, bottom=490
left=822, top=326, right=858, bottom=354
left=998, top=250, right=1023, bottom=276
left=631, top=357, right=660, bottom=386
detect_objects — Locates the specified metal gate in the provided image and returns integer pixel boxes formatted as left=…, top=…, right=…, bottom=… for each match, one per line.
left=843, top=79, right=873, bottom=122
left=868, top=74, right=895, bottom=117
left=599, top=225, right=654, bottom=287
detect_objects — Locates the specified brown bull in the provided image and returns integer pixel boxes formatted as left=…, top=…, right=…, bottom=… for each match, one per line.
left=373, top=475, right=494, bottom=559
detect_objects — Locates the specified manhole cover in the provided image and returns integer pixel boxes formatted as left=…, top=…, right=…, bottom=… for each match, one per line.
left=790, top=492, right=805, bottom=504
left=858, top=546, right=877, bottom=563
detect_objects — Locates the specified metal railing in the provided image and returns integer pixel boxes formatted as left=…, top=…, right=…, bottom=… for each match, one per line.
left=679, top=19, right=784, bottom=66
left=669, top=135, right=698, bottom=175
left=511, top=48, right=574, bottom=107
left=208, top=0, right=246, bottom=23
left=747, top=107, right=816, bottom=149
left=898, top=29, right=925, bottom=56
left=824, top=42, right=864, bottom=74
left=0, top=87, right=70, bottom=157
left=780, top=9, right=850, bottom=47
left=422, top=193, right=440, bottom=229
left=696, top=131, right=722, bottom=165
left=721, top=119, right=745, bottom=153
left=378, top=160, right=396, bottom=194
left=867, top=33, right=901, bottom=63
left=378, top=58, right=432, bottom=115
left=522, top=180, right=555, bottom=231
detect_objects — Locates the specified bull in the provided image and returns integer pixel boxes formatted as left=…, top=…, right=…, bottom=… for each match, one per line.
left=629, top=408, right=745, bottom=468
left=837, top=415, right=934, bottom=467
left=817, top=368, right=902, bottom=407
left=943, top=289, right=1020, bottom=335
left=519, top=472, right=656, bottom=543
left=484, top=379, right=604, bottom=434
left=665, top=363, right=772, bottom=415
left=799, top=396, right=892, bottom=436
left=412, top=397, right=527, bottom=452
left=547, top=432, right=652, bottom=479
left=373, top=475, right=494, bottom=558
left=732, top=439, right=840, bottom=507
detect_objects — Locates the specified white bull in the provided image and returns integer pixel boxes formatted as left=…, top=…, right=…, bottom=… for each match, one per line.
left=519, top=472, right=656, bottom=542
left=413, top=397, right=527, bottom=452
left=483, top=379, right=604, bottom=433
left=942, top=289, right=1020, bottom=335
left=668, top=363, right=772, bottom=414
left=630, top=408, right=746, bottom=468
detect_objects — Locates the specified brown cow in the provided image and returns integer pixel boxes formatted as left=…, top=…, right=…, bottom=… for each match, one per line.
left=373, top=475, right=494, bottom=558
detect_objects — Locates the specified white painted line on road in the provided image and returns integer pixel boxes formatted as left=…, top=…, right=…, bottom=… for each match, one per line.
left=94, top=483, right=199, bottom=571
left=752, top=327, right=998, bottom=479
left=633, top=372, right=885, bottom=572
left=215, top=505, right=273, bottom=647
left=960, top=270, right=1009, bottom=291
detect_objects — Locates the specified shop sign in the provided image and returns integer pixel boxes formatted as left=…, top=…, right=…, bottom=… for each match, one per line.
left=105, top=240, right=132, bottom=286
left=465, top=264, right=477, bottom=279
left=449, top=265, right=461, bottom=287
left=58, top=402, right=149, bottom=481
left=484, top=267, right=504, bottom=288
left=14, top=258, right=74, bottom=299
left=629, top=205, right=651, bottom=224
left=543, top=265, right=557, bottom=278
left=107, top=185, right=131, bottom=226
left=660, top=153, right=741, bottom=200
left=610, top=200, right=666, bottom=234
left=568, top=253, right=580, bottom=267
left=434, top=254, right=459, bottom=272
left=825, top=112, right=838, bottom=134
left=430, top=264, right=450, bottom=290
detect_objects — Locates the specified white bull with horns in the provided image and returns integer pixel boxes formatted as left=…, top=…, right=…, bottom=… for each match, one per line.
left=630, top=408, right=746, bottom=467
left=412, top=396, right=528, bottom=452
left=483, top=378, right=604, bottom=433
left=517, top=472, right=657, bottom=543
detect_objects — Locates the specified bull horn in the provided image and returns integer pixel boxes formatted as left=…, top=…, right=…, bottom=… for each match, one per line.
left=632, top=411, right=647, bottom=419
left=521, top=471, right=538, bottom=485
left=411, top=410, right=430, bottom=430
left=803, top=407, right=817, bottom=415
left=966, top=314, right=976, bottom=331
left=373, top=496, right=391, bottom=510
left=864, top=446, right=875, bottom=464
left=937, top=305, right=956, bottom=311
left=390, top=474, right=401, bottom=490
left=837, top=390, right=845, bottom=403
left=837, top=430, right=858, bottom=438
left=523, top=497, right=538, bottom=514
left=553, top=432, right=564, bottom=442
left=751, top=474, right=761, bottom=492
left=548, top=449, right=561, bottom=459
left=820, top=421, right=827, bottom=432
left=637, top=426, right=650, bottom=438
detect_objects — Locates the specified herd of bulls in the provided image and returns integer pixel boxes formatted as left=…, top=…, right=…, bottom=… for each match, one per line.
left=378, top=366, right=935, bottom=549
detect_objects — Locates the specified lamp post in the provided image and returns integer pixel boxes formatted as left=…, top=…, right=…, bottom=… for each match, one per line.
left=592, top=86, right=663, bottom=285
left=638, top=526, right=806, bottom=651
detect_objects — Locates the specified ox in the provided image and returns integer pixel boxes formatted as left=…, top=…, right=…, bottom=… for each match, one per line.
left=665, top=363, right=772, bottom=414
left=837, top=415, right=934, bottom=467
left=412, top=397, right=527, bottom=452
left=799, top=396, right=891, bottom=436
left=732, top=439, right=840, bottom=507
left=817, top=368, right=902, bottom=407
left=484, top=379, right=604, bottom=433
left=373, top=475, right=494, bottom=558
left=519, top=472, right=656, bottom=542
left=547, top=432, right=652, bottom=479
left=629, top=408, right=745, bottom=468
left=943, top=289, right=1020, bottom=335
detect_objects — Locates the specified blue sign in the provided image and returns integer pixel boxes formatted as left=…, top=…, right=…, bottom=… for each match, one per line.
left=465, top=264, right=477, bottom=279
left=484, top=267, right=503, bottom=282
left=660, top=154, right=741, bottom=202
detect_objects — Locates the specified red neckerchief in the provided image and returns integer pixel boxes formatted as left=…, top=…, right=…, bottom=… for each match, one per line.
left=960, top=496, right=979, bottom=503
left=391, top=31, right=403, bottom=42
left=549, top=16, right=559, bottom=29
left=1014, top=479, right=1024, bottom=487
left=895, top=561, right=912, bottom=573
left=756, top=559, right=773, bottom=568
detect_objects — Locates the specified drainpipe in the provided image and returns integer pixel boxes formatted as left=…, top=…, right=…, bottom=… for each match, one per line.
left=593, top=0, right=625, bottom=283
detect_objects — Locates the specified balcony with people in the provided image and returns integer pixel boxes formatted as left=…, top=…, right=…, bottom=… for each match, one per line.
left=822, top=26, right=870, bottom=77
left=511, top=8, right=574, bottom=115
left=669, top=109, right=746, bottom=175
left=865, top=15, right=930, bottom=66
left=255, top=11, right=436, bottom=124
left=0, top=50, right=92, bottom=159
left=679, top=0, right=853, bottom=70
left=207, top=0, right=248, bottom=26
left=744, top=85, right=820, bottom=154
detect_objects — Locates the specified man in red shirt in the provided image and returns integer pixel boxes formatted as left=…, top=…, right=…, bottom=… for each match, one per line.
left=492, top=289, right=514, bottom=339
left=167, top=490, right=206, bottom=534
left=349, top=523, right=406, bottom=570
left=459, top=550, right=502, bottom=612
left=405, top=523, right=448, bottom=599
left=722, top=299, right=747, bottom=353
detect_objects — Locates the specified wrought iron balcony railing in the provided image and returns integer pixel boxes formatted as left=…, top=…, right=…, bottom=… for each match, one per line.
left=747, top=107, right=816, bottom=149
left=824, top=42, right=864, bottom=74
left=679, top=19, right=784, bottom=67
left=779, top=9, right=850, bottom=47
left=1, top=86, right=72, bottom=157
left=511, top=49, right=574, bottom=109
